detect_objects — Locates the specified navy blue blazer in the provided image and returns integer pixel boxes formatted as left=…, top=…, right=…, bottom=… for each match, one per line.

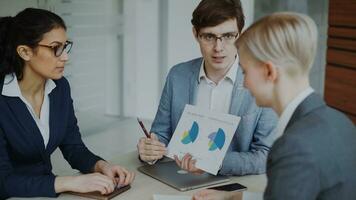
left=0, top=76, right=102, bottom=199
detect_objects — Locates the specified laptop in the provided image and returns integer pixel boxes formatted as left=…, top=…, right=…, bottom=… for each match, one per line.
left=138, top=161, right=230, bottom=191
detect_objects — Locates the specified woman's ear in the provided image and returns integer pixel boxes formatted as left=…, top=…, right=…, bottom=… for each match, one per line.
left=16, top=45, right=33, bottom=61
left=263, top=61, right=278, bottom=83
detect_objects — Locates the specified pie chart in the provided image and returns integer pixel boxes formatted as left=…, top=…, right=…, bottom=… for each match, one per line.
left=208, top=128, right=225, bottom=151
left=181, top=121, right=199, bottom=144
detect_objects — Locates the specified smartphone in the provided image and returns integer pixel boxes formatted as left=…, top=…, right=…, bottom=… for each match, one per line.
left=208, top=182, right=247, bottom=191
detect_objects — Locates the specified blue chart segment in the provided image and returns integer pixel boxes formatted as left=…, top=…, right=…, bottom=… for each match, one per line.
left=181, top=121, right=199, bottom=144
left=208, top=128, right=226, bottom=151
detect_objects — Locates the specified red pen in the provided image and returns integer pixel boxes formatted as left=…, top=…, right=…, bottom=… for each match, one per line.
left=137, top=117, right=151, bottom=138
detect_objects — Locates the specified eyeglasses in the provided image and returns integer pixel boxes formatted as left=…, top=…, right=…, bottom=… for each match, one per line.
left=37, top=40, right=73, bottom=57
left=199, top=32, right=239, bottom=45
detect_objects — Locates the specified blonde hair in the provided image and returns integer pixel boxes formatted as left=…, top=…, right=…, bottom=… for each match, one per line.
left=236, top=12, right=318, bottom=76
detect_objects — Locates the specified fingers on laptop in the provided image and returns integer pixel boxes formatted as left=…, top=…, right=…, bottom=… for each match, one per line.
left=175, top=154, right=204, bottom=175
left=174, top=153, right=190, bottom=169
left=174, top=155, right=182, bottom=167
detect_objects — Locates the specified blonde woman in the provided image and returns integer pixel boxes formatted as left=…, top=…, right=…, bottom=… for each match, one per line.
left=193, top=12, right=356, bottom=200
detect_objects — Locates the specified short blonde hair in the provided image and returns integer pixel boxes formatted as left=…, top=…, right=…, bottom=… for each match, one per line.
left=236, top=12, right=318, bottom=76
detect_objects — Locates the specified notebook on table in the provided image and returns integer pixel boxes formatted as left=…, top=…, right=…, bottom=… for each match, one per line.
left=66, top=184, right=131, bottom=200
left=138, top=161, right=230, bottom=191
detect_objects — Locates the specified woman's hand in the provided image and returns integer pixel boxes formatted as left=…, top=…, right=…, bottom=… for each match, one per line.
left=192, top=189, right=242, bottom=200
left=94, top=160, right=135, bottom=187
left=55, top=173, right=116, bottom=195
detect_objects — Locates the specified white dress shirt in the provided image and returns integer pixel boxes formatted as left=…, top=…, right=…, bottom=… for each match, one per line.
left=2, top=73, right=56, bottom=148
left=275, top=87, right=314, bottom=139
left=196, top=55, right=239, bottom=114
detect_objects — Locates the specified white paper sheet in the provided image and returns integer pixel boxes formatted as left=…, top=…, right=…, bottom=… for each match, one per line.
left=167, top=104, right=240, bottom=175
left=153, top=194, right=192, bottom=200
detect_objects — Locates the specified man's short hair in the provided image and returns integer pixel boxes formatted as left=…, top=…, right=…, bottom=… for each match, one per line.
left=191, top=0, right=245, bottom=34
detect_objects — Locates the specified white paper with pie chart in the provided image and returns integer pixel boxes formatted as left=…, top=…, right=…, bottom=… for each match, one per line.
left=167, top=104, right=241, bottom=175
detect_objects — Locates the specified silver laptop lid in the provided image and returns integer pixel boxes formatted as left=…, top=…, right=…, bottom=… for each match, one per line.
left=138, top=161, right=230, bottom=191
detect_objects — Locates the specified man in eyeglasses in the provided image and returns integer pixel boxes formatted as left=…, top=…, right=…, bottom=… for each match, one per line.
left=137, top=0, right=277, bottom=176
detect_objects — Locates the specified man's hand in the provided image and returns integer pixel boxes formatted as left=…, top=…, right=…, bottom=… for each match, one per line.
left=137, top=133, right=167, bottom=162
left=174, top=153, right=204, bottom=175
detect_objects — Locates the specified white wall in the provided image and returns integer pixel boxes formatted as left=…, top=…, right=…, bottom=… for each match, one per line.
left=123, top=0, right=160, bottom=119
left=166, top=0, right=201, bottom=71
left=48, top=0, right=123, bottom=117
left=122, top=0, right=203, bottom=119
left=0, top=0, right=38, bottom=15
left=241, top=0, right=255, bottom=29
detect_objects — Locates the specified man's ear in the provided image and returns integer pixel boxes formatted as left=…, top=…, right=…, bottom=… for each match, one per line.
left=16, top=45, right=33, bottom=61
left=192, top=27, right=199, bottom=42
left=263, top=61, right=278, bottom=83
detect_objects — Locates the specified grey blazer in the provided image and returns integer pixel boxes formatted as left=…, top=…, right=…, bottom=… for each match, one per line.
left=264, top=93, right=356, bottom=200
left=150, top=57, right=278, bottom=175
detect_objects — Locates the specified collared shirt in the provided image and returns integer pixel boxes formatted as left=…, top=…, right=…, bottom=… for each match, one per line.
left=196, top=55, right=239, bottom=114
left=2, top=73, right=56, bottom=148
left=275, top=87, right=314, bottom=139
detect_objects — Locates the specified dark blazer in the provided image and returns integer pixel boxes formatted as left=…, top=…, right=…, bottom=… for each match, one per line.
left=264, top=93, right=356, bottom=200
left=0, top=76, right=102, bottom=199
